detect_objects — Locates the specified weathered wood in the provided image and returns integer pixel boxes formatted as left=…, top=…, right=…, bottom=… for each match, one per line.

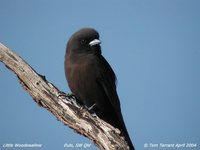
left=0, top=43, right=130, bottom=150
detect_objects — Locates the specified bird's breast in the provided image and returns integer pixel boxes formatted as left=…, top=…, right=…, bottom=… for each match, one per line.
left=65, top=54, right=100, bottom=106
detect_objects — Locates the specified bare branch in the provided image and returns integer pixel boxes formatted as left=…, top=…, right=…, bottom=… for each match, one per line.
left=0, top=43, right=130, bottom=150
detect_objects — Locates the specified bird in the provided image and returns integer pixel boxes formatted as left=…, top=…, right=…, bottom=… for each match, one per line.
left=65, top=28, right=135, bottom=150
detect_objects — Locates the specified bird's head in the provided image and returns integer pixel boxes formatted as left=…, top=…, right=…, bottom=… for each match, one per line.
left=66, top=28, right=102, bottom=55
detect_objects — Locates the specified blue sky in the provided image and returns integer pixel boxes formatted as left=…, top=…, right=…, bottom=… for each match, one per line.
left=0, top=0, right=200, bottom=150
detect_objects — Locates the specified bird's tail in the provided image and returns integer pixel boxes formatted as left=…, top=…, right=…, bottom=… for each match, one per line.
left=102, top=108, right=135, bottom=150
left=118, top=113, right=135, bottom=150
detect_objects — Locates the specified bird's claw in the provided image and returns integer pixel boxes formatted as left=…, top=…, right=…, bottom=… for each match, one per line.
left=57, top=91, right=78, bottom=105
left=84, top=103, right=98, bottom=117
left=87, top=103, right=97, bottom=111
left=58, top=92, right=97, bottom=117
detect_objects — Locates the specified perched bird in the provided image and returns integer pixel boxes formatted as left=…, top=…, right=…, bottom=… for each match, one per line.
left=65, top=28, right=134, bottom=150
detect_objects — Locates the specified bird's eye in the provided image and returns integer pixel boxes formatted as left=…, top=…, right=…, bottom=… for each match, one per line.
left=80, top=39, right=87, bottom=45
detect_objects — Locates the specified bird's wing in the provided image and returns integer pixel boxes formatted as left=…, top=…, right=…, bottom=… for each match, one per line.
left=96, top=55, right=121, bottom=111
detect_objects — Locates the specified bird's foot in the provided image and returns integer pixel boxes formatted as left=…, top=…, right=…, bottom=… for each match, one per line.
left=87, top=103, right=97, bottom=111
left=85, top=103, right=98, bottom=118
left=91, top=112, right=98, bottom=118
left=57, top=91, right=79, bottom=106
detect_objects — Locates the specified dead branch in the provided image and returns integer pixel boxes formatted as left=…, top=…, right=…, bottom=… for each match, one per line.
left=0, top=43, right=130, bottom=150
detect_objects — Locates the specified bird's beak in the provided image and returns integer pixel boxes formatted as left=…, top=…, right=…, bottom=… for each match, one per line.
left=89, top=39, right=101, bottom=46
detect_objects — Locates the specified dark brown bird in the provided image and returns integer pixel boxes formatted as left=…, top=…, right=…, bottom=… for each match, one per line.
left=65, top=28, right=134, bottom=150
